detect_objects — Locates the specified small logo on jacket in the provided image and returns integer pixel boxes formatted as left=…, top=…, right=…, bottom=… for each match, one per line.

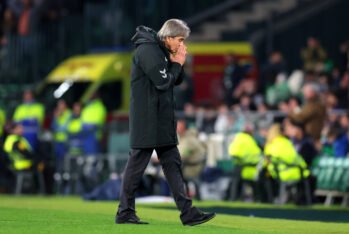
left=159, top=69, right=167, bottom=79
left=165, top=57, right=168, bottom=62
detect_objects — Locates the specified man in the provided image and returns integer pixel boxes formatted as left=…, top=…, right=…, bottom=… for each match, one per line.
left=222, top=54, right=244, bottom=106
left=66, top=102, right=83, bottom=156
left=177, top=119, right=206, bottom=182
left=51, top=99, right=71, bottom=173
left=12, top=89, right=45, bottom=151
left=3, top=123, right=34, bottom=171
left=3, top=123, right=45, bottom=194
left=80, top=94, right=106, bottom=156
left=288, top=83, right=327, bottom=145
left=115, top=19, right=215, bottom=226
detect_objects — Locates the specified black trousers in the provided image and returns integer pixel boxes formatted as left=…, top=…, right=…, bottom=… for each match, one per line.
left=117, top=145, right=198, bottom=222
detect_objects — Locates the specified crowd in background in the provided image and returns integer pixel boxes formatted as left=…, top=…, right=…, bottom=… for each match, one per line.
left=0, top=27, right=349, bottom=203
left=0, top=0, right=84, bottom=47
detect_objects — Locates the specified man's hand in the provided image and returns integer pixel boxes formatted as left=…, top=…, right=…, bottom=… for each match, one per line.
left=170, top=44, right=186, bottom=65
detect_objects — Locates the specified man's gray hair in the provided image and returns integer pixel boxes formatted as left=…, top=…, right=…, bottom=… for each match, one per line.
left=157, top=19, right=190, bottom=40
left=304, top=82, right=320, bottom=94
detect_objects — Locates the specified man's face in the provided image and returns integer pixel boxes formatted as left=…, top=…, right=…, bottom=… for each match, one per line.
left=164, top=36, right=185, bottom=53
left=302, top=85, right=314, bottom=100
left=23, top=90, right=33, bottom=102
left=14, top=125, right=24, bottom=135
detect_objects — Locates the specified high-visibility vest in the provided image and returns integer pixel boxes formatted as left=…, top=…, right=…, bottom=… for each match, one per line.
left=67, top=116, right=83, bottom=155
left=4, top=134, right=32, bottom=170
left=53, top=110, right=72, bottom=142
left=81, top=99, right=106, bottom=139
left=81, top=99, right=106, bottom=126
left=0, top=108, right=5, bottom=138
left=13, top=102, right=45, bottom=125
left=264, top=136, right=309, bottom=181
left=229, top=132, right=263, bottom=180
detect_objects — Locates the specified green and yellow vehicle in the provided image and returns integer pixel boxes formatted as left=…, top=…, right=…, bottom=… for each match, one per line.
left=37, top=52, right=132, bottom=113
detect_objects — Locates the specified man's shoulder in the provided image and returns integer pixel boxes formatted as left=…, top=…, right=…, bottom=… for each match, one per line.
left=136, top=43, right=162, bottom=55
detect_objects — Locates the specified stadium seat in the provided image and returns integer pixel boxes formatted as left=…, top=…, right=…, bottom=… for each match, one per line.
left=313, top=157, right=349, bottom=206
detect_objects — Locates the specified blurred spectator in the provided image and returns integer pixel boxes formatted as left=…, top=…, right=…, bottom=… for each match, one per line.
left=339, top=111, right=349, bottom=131
left=12, top=89, right=45, bottom=152
left=318, top=73, right=329, bottom=93
left=287, top=70, right=304, bottom=95
left=265, top=72, right=290, bottom=107
left=288, top=96, right=302, bottom=114
left=255, top=102, right=273, bottom=131
left=301, top=37, right=327, bottom=72
left=182, top=103, right=196, bottom=129
left=264, top=124, right=309, bottom=183
left=3, top=123, right=45, bottom=192
left=80, top=94, right=106, bottom=156
left=233, top=78, right=257, bottom=101
left=288, top=83, right=327, bottom=145
left=196, top=105, right=216, bottom=134
left=16, top=0, right=36, bottom=36
left=67, top=102, right=83, bottom=156
left=325, top=92, right=339, bottom=112
left=336, top=70, right=349, bottom=108
left=303, top=70, right=316, bottom=83
left=0, top=7, right=16, bottom=59
left=51, top=99, right=71, bottom=172
left=2, top=7, right=17, bottom=34
left=286, top=122, right=317, bottom=166
left=239, top=94, right=256, bottom=111
left=228, top=124, right=266, bottom=201
left=228, top=125, right=262, bottom=181
left=214, top=104, right=232, bottom=134
left=177, top=119, right=206, bottom=197
left=260, top=51, right=287, bottom=93
left=174, top=70, right=193, bottom=111
left=326, top=123, right=349, bottom=158
left=330, top=67, right=342, bottom=91
left=222, top=54, right=244, bottom=106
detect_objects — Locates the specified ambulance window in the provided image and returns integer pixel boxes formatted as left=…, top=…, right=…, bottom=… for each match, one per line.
left=38, top=82, right=90, bottom=112
left=98, top=81, right=121, bottom=111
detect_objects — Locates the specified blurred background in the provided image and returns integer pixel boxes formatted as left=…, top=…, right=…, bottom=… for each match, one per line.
left=1, top=0, right=349, bottom=207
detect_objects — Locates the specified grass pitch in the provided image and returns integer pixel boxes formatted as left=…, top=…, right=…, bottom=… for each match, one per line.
left=0, top=195, right=349, bottom=234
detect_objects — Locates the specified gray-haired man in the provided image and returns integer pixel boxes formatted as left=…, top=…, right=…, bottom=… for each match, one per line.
left=115, top=19, right=215, bottom=226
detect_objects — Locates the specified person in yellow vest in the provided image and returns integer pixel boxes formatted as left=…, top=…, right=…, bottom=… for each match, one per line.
left=12, top=90, right=45, bottom=151
left=228, top=130, right=263, bottom=181
left=4, top=123, right=45, bottom=194
left=228, top=124, right=267, bottom=201
left=264, top=124, right=310, bottom=182
left=81, top=94, right=106, bottom=156
left=0, top=107, right=6, bottom=142
left=51, top=100, right=71, bottom=172
left=67, top=102, right=83, bottom=156
left=4, top=123, right=36, bottom=171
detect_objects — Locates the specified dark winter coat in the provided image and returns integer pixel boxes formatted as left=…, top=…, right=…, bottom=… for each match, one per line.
left=129, top=26, right=183, bottom=148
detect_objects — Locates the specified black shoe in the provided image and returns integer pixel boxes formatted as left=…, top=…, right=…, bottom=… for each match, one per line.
left=183, top=212, right=216, bottom=226
left=115, top=215, right=149, bottom=224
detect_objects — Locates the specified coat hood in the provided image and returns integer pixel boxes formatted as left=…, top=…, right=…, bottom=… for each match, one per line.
left=131, top=26, right=159, bottom=47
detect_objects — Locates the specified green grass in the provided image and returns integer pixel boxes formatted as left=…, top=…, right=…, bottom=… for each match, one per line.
left=0, top=196, right=349, bottom=234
